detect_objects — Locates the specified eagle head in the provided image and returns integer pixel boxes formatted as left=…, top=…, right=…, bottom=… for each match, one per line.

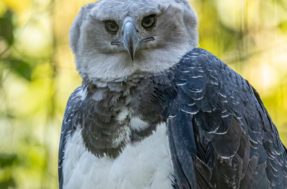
left=70, top=0, right=198, bottom=82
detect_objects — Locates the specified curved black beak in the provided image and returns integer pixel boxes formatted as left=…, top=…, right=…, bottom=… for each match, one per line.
left=122, top=19, right=140, bottom=61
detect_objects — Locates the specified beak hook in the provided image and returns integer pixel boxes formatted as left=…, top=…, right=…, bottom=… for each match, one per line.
left=122, top=19, right=140, bottom=61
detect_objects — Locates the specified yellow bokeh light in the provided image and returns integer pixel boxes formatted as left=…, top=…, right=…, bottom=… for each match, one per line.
left=3, top=0, right=31, bottom=14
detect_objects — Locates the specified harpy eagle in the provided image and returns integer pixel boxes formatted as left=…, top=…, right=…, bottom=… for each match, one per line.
left=58, top=0, right=287, bottom=188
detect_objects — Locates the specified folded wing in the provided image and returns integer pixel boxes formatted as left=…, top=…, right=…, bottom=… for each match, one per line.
left=168, top=48, right=287, bottom=189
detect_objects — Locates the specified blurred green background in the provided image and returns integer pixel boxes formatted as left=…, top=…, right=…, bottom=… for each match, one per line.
left=0, top=0, right=286, bottom=188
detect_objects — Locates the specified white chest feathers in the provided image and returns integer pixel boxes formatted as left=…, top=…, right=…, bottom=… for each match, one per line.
left=62, top=123, right=174, bottom=189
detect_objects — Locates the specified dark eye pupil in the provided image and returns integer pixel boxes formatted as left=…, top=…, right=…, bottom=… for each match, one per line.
left=142, top=15, right=156, bottom=29
left=104, top=20, right=119, bottom=34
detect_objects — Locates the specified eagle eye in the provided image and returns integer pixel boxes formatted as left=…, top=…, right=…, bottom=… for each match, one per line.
left=141, top=14, right=156, bottom=29
left=104, top=20, right=119, bottom=34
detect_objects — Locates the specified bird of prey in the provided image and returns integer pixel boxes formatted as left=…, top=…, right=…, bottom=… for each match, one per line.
left=58, top=0, right=287, bottom=188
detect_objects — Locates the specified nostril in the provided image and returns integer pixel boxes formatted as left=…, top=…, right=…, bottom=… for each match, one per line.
left=140, top=36, right=155, bottom=43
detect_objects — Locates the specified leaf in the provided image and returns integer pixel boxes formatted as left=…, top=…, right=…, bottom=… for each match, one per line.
left=0, top=153, right=17, bottom=168
left=2, top=58, right=34, bottom=81
left=0, top=177, right=16, bottom=189
left=0, top=10, right=14, bottom=45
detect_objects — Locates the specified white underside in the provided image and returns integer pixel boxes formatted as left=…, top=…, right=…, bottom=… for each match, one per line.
left=62, top=123, right=174, bottom=189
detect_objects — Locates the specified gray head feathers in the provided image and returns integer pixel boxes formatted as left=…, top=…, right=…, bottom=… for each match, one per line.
left=70, top=0, right=198, bottom=82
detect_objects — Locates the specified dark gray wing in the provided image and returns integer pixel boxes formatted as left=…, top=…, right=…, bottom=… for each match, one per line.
left=168, top=48, right=287, bottom=189
left=58, top=87, right=83, bottom=189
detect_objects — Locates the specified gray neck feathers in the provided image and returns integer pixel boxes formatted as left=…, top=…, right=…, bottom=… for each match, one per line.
left=80, top=71, right=176, bottom=158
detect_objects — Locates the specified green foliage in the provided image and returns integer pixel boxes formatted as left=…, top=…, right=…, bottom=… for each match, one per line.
left=0, top=153, right=18, bottom=189
left=0, top=10, right=14, bottom=45
left=0, top=153, right=18, bottom=168
left=0, top=178, right=16, bottom=189
left=1, top=58, right=34, bottom=81
left=0, top=10, right=34, bottom=82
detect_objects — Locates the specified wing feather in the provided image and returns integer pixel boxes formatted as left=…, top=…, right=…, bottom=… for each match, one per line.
left=168, top=48, right=287, bottom=189
left=58, top=87, right=83, bottom=189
